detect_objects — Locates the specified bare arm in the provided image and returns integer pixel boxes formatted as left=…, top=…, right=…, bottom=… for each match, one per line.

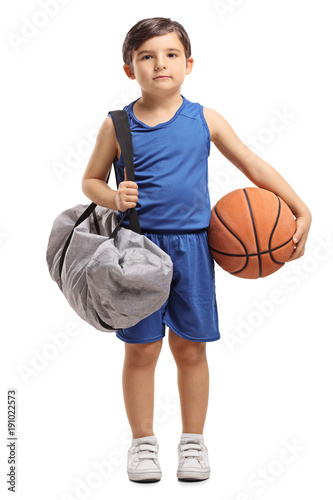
left=82, top=115, right=138, bottom=212
left=203, top=107, right=312, bottom=261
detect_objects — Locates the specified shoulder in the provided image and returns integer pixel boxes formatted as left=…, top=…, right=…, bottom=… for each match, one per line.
left=103, top=113, right=116, bottom=132
left=94, top=114, right=121, bottom=157
left=202, top=107, right=230, bottom=143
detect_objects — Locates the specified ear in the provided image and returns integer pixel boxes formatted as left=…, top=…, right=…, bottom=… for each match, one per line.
left=123, top=64, right=136, bottom=80
left=185, top=57, right=194, bottom=76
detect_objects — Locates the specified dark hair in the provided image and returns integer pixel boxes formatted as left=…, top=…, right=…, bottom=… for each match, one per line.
left=122, top=17, right=191, bottom=66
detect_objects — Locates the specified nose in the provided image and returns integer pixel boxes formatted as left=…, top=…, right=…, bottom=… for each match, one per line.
left=155, top=56, right=167, bottom=71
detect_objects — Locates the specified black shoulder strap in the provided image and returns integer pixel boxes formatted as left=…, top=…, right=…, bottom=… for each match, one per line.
left=108, top=110, right=141, bottom=235
left=108, top=110, right=135, bottom=182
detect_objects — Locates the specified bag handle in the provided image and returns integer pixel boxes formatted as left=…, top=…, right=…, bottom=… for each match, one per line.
left=58, top=109, right=140, bottom=288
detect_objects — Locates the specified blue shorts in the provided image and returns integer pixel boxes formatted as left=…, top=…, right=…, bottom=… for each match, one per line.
left=116, top=228, right=220, bottom=344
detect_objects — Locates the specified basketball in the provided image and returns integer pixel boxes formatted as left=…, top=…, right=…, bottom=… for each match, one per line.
left=207, top=187, right=296, bottom=279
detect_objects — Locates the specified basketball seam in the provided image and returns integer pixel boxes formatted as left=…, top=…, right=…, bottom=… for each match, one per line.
left=213, top=205, right=249, bottom=275
left=269, top=195, right=286, bottom=265
left=208, top=235, right=294, bottom=258
left=243, top=189, right=262, bottom=278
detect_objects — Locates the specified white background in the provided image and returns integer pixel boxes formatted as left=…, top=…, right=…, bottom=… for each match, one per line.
left=1, top=0, right=332, bottom=499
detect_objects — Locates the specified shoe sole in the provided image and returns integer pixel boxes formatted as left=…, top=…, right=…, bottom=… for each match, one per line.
left=177, top=469, right=210, bottom=481
left=128, top=471, right=162, bottom=482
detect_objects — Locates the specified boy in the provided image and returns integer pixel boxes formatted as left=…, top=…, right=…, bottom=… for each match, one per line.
left=82, top=17, right=312, bottom=483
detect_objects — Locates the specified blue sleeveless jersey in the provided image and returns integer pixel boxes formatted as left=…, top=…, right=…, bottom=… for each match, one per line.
left=108, top=96, right=212, bottom=232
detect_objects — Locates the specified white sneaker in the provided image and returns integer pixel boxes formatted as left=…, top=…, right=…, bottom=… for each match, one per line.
left=127, top=435, right=162, bottom=482
left=177, top=435, right=210, bottom=481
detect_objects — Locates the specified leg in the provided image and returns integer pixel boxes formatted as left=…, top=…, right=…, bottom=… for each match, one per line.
left=122, top=339, right=163, bottom=439
left=168, top=329, right=209, bottom=434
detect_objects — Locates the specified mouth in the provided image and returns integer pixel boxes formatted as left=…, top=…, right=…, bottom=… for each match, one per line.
left=153, top=76, right=171, bottom=80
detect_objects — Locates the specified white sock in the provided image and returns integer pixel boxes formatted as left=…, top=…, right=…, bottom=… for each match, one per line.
left=132, top=435, right=156, bottom=444
left=180, top=433, right=204, bottom=441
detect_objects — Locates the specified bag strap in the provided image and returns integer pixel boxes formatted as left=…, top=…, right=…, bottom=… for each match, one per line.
left=108, top=110, right=141, bottom=235
left=58, top=109, right=140, bottom=289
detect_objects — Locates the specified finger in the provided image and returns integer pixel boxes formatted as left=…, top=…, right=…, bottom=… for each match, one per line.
left=120, top=187, right=138, bottom=198
left=124, top=197, right=138, bottom=204
left=124, top=167, right=128, bottom=182
left=121, top=183, right=138, bottom=193
left=287, top=243, right=305, bottom=262
left=126, top=186, right=139, bottom=195
left=292, top=220, right=307, bottom=244
left=123, top=191, right=138, bottom=198
left=287, top=243, right=299, bottom=262
left=293, top=231, right=303, bottom=244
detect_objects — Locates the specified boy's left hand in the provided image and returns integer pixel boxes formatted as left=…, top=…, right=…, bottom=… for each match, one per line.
left=287, top=210, right=312, bottom=262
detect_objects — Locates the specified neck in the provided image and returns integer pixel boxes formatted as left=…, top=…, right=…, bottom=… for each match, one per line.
left=137, top=91, right=183, bottom=111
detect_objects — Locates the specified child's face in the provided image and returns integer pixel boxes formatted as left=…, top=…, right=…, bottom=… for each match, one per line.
left=124, top=32, right=193, bottom=95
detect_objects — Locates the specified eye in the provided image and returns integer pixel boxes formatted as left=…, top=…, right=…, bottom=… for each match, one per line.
left=142, top=55, right=152, bottom=60
left=168, top=53, right=177, bottom=58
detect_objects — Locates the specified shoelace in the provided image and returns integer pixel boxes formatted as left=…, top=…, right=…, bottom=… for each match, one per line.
left=179, top=442, right=203, bottom=465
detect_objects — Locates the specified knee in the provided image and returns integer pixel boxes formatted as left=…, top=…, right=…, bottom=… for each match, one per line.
left=124, top=339, right=162, bottom=368
left=169, top=335, right=206, bottom=366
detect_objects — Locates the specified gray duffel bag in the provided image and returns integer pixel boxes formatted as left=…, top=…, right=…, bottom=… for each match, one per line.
left=46, top=110, right=173, bottom=332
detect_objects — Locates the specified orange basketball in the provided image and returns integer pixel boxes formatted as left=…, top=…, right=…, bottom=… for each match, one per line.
left=207, top=187, right=296, bottom=279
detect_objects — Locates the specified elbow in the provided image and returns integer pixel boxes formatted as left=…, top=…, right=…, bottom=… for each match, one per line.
left=81, top=176, right=92, bottom=198
left=81, top=177, right=88, bottom=196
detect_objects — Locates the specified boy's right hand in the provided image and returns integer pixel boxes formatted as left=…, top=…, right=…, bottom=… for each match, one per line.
left=115, top=167, right=139, bottom=212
